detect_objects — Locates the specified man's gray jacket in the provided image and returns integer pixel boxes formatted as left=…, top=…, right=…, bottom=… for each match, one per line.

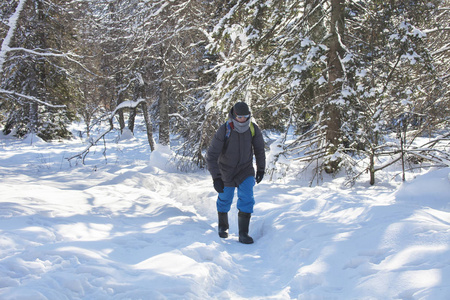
left=206, top=120, right=265, bottom=187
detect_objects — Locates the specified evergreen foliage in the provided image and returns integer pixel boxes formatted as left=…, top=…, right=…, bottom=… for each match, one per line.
left=0, top=0, right=448, bottom=184
left=1, top=0, right=79, bottom=140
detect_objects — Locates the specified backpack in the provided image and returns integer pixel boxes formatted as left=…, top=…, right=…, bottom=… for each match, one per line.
left=225, top=121, right=255, bottom=140
left=222, top=121, right=255, bottom=153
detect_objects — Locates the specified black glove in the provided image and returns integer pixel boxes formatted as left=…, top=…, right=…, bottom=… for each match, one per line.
left=256, top=171, right=264, bottom=184
left=213, top=178, right=224, bottom=193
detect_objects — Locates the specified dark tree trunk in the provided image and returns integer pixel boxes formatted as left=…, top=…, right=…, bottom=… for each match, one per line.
left=325, top=0, right=345, bottom=173
left=141, top=101, right=155, bottom=151
left=159, top=82, right=170, bottom=146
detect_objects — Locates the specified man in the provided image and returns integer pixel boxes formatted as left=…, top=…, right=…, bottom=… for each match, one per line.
left=206, top=102, right=266, bottom=244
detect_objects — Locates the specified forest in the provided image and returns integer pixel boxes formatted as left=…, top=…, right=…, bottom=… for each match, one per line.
left=1, top=0, right=449, bottom=185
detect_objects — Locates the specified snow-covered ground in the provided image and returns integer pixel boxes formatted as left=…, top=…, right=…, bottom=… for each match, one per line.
left=1, top=123, right=449, bottom=299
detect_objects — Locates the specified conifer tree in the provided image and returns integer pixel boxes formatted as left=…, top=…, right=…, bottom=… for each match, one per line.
left=207, top=0, right=449, bottom=183
left=0, top=0, right=81, bottom=140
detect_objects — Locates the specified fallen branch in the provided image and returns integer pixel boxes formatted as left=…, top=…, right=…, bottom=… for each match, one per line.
left=67, top=99, right=148, bottom=163
left=67, top=118, right=114, bottom=163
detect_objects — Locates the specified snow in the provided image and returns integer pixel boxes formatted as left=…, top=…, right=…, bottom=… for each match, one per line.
left=1, top=122, right=449, bottom=299
left=317, top=76, right=327, bottom=85
left=112, top=99, right=146, bottom=118
left=401, top=99, right=412, bottom=105
left=227, top=24, right=248, bottom=48
left=356, top=69, right=367, bottom=78
left=301, top=37, right=313, bottom=47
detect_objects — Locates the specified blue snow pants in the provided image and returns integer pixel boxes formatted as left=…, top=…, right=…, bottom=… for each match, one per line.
left=217, top=176, right=255, bottom=214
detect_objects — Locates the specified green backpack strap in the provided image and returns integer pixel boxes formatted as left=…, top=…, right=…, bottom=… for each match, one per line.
left=250, top=122, right=255, bottom=137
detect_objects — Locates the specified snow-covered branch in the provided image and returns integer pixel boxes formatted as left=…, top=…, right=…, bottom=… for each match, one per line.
left=67, top=118, right=114, bottom=163
left=110, top=99, right=147, bottom=118
left=0, top=0, right=27, bottom=75
left=423, top=27, right=450, bottom=34
left=431, top=43, right=450, bottom=56
left=6, top=47, right=95, bottom=75
left=0, top=89, right=66, bottom=108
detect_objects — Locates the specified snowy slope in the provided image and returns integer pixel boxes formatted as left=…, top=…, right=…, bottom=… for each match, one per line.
left=0, top=126, right=449, bottom=300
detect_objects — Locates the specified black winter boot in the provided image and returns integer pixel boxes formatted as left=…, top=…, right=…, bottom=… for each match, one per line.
left=218, top=212, right=229, bottom=238
left=238, top=211, right=254, bottom=244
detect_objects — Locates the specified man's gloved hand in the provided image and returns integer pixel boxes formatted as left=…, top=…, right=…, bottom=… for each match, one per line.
left=213, top=178, right=224, bottom=193
left=256, top=171, right=264, bottom=184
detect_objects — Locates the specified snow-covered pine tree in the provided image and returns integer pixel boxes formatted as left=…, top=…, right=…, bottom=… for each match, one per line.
left=206, top=0, right=449, bottom=184
left=0, top=0, right=81, bottom=140
left=207, top=0, right=347, bottom=178
left=340, top=0, right=449, bottom=184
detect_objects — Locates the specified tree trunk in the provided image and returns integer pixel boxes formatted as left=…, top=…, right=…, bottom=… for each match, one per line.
left=141, top=101, right=155, bottom=151
left=29, top=0, right=46, bottom=138
left=369, top=148, right=375, bottom=185
left=159, top=82, right=170, bottom=146
left=115, top=72, right=125, bottom=131
left=128, top=74, right=145, bottom=133
left=325, top=0, right=345, bottom=173
left=158, top=44, right=170, bottom=146
left=128, top=108, right=136, bottom=133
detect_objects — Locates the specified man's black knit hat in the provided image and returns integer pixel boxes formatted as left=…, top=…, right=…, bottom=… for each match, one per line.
left=233, top=102, right=250, bottom=115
